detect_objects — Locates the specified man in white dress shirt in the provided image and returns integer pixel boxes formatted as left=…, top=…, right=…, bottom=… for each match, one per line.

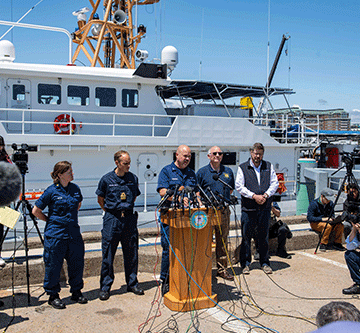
left=235, top=142, right=279, bottom=274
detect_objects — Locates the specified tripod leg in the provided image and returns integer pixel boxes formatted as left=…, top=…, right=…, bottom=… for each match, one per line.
left=25, top=200, right=44, bottom=245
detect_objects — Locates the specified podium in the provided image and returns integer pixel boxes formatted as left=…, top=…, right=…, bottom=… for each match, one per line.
left=161, top=207, right=219, bottom=312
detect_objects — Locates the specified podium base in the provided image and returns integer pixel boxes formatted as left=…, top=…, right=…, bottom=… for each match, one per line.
left=163, top=292, right=217, bottom=312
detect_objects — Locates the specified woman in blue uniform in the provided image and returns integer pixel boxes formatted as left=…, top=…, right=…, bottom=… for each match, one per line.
left=32, top=161, right=87, bottom=309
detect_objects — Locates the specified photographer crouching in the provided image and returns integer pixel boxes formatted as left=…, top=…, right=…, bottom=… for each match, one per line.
left=343, top=205, right=360, bottom=295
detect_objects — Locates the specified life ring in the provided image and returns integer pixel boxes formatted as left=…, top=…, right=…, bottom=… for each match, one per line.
left=54, top=114, right=76, bottom=135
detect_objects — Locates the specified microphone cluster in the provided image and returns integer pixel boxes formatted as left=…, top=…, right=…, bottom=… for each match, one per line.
left=157, top=175, right=239, bottom=211
left=157, top=185, right=201, bottom=212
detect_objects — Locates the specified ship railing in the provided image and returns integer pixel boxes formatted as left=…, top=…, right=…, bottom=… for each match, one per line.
left=261, top=114, right=320, bottom=144
left=0, top=108, right=176, bottom=137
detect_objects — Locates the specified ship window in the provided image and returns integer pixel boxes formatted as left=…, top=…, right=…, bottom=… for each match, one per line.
left=38, top=84, right=61, bottom=105
left=12, top=84, right=25, bottom=101
left=122, top=89, right=138, bottom=108
left=95, top=87, right=116, bottom=107
left=67, top=85, right=89, bottom=106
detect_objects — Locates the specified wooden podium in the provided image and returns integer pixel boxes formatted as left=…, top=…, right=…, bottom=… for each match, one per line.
left=161, top=207, right=218, bottom=312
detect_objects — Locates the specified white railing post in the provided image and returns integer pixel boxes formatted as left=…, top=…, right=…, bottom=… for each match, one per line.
left=152, top=116, right=155, bottom=137
left=143, top=181, right=147, bottom=212
left=112, top=114, right=116, bottom=136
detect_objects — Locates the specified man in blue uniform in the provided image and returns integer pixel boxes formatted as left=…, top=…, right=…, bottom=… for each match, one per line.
left=235, top=142, right=279, bottom=274
left=197, top=146, right=235, bottom=281
left=157, top=145, right=197, bottom=295
left=96, top=150, right=143, bottom=301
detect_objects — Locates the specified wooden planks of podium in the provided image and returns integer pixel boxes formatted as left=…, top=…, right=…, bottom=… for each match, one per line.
left=161, top=207, right=218, bottom=312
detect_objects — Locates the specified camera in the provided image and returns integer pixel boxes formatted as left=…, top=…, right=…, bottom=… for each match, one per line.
left=339, top=147, right=360, bottom=171
left=11, top=143, right=37, bottom=174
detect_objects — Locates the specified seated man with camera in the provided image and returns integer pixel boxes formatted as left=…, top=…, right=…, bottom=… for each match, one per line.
left=343, top=205, right=360, bottom=294
left=307, top=189, right=345, bottom=252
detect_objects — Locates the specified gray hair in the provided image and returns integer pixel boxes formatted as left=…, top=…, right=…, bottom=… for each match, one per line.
left=316, top=301, right=360, bottom=327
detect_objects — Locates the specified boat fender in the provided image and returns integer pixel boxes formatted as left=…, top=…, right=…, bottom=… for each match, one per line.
left=54, top=114, right=76, bottom=135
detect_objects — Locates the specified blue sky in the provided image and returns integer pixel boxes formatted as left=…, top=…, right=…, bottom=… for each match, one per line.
left=0, top=0, right=359, bottom=119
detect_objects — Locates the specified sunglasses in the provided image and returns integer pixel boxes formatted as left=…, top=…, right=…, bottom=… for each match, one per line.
left=212, top=152, right=223, bottom=156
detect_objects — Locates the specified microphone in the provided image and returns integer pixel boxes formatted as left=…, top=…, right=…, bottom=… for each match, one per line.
left=184, top=186, right=197, bottom=208
left=197, top=184, right=213, bottom=207
left=212, top=174, right=234, bottom=191
left=215, top=190, right=231, bottom=205
left=0, top=162, right=22, bottom=207
left=157, top=189, right=174, bottom=209
left=171, top=184, right=180, bottom=209
left=207, top=186, right=221, bottom=207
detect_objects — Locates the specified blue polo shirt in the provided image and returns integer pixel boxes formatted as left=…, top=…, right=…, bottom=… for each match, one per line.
left=196, top=163, right=234, bottom=201
left=157, top=161, right=197, bottom=207
left=96, top=169, right=141, bottom=211
left=35, top=182, right=83, bottom=239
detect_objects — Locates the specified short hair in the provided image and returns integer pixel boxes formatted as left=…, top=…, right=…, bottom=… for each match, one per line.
left=51, top=161, right=72, bottom=184
left=114, top=150, right=129, bottom=162
left=250, top=142, right=264, bottom=152
left=316, top=301, right=360, bottom=327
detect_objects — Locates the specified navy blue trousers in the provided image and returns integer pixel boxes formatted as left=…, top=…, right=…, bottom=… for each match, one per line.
left=240, top=209, right=270, bottom=267
left=160, top=221, right=170, bottom=282
left=345, top=250, right=360, bottom=285
left=100, top=212, right=139, bottom=292
left=43, top=236, right=84, bottom=295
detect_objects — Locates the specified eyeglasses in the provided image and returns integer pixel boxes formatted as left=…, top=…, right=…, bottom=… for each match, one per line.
left=212, top=152, right=223, bottom=156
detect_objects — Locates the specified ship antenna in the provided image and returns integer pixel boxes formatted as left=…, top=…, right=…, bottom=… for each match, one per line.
left=0, top=0, right=45, bottom=41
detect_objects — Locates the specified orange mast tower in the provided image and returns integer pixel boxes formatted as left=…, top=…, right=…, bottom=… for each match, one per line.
left=71, top=0, right=159, bottom=68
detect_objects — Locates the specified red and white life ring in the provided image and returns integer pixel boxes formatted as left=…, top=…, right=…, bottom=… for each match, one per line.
left=53, top=114, right=76, bottom=135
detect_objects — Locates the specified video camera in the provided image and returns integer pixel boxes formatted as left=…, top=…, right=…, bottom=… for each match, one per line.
left=11, top=143, right=37, bottom=175
left=340, top=147, right=360, bottom=168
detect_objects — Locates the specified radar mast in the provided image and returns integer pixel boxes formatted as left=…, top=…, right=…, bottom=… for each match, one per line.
left=71, top=0, right=159, bottom=68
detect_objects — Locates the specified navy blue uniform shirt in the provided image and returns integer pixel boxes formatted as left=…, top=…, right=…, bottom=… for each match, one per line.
left=96, top=169, right=141, bottom=211
left=35, top=182, right=83, bottom=239
left=157, top=161, right=197, bottom=207
left=196, top=163, right=234, bottom=201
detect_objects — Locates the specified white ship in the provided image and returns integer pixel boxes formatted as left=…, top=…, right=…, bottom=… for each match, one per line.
left=0, top=0, right=336, bottom=216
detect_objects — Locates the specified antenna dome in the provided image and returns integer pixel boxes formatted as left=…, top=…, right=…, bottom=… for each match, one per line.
left=0, top=40, right=15, bottom=62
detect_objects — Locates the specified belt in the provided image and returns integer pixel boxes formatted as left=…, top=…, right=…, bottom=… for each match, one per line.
left=106, top=209, right=134, bottom=217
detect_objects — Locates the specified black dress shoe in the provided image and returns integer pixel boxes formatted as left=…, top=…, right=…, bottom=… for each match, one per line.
left=71, top=291, right=88, bottom=304
left=99, top=290, right=110, bottom=301
left=343, top=284, right=360, bottom=295
left=127, top=285, right=144, bottom=295
left=48, top=294, right=66, bottom=310
left=276, top=249, right=292, bottom=259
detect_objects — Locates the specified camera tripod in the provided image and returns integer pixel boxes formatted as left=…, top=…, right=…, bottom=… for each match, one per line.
left=0, top=170, right=44, bottom=305
left=314, top=156, right=358, bottom=254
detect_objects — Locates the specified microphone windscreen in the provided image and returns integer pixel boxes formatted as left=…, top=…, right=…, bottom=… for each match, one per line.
left=0, top=162, right=22, bottom=207
left=212, top=174, right=219, bottom=181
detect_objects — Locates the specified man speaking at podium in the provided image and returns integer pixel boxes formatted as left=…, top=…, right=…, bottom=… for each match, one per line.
left=235, top=142, right=279, bottom=274
left=197, top=146, right=235, bottom=281
left=157, top=145, right=197, bottom=295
